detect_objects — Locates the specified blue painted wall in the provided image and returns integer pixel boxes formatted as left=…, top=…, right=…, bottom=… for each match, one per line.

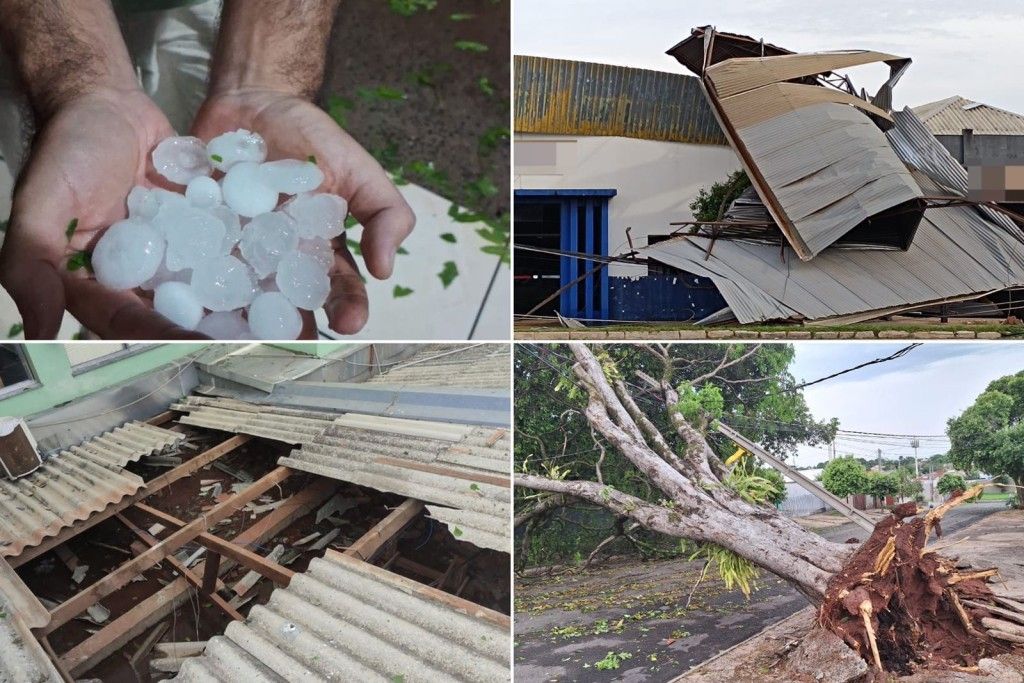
left=608, top=272, right=726, bottom=322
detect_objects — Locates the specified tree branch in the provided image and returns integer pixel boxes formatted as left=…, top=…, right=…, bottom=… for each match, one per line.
left=691, top=344, right=763, bottom=386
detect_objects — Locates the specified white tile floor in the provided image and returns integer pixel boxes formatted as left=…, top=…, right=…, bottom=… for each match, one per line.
left=0, top=171, right=509, bottom=341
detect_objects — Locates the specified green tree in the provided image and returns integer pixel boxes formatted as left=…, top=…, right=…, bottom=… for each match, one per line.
left=515, top=343, right=836, bottom=567
left=947, top=370, right=1024, bottom=507
left=867, top=471, right=900, bottom=502
left=820, top=457, right=869, bottom=498
left=937, top=472, right=967, bottom=497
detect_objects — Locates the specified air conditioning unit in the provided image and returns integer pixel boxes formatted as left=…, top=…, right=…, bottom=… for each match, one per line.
left=0, top=417, right=41, bottom=480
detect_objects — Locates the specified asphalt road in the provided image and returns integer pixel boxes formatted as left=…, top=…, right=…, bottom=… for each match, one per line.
left=513, top=502, right=1007, bottom=683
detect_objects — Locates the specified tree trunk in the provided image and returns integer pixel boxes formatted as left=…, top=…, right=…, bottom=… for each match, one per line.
left=515, top=343, right=1024, bottom=675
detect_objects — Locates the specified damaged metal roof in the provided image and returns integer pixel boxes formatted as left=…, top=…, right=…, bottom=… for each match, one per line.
left=171, top=549, right=510, bottom=682
left=172, top=396, right=337, bottom=444
left=914, top=95, right=1024, bottom=136
left=0, top=421, right=184, bottom=558
left=369, top=344, right=510, bottom=390
left=514, top=55, right=727, bottom=145
left=280, top=421, right=510, bottom=552
left=671, top=30, right=923, bottom=260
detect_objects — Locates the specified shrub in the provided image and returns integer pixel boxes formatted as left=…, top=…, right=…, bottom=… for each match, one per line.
left=937, top=472, right=967, bottom=496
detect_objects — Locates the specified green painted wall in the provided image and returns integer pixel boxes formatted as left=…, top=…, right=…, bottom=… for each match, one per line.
left=1, top=344, right=207, bottom=417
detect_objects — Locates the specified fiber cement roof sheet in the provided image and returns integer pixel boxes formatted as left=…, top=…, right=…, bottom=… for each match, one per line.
left=0, top=422, right=182, bottom=558
left=0, top=586, right=61, bottom=682
left=369, top=344, right=509, bottom=390
left=171, top=550, right=510, bottom=682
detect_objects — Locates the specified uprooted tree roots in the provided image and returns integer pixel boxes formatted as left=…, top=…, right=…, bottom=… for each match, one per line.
left=819, top=485, right=1021, bottom=678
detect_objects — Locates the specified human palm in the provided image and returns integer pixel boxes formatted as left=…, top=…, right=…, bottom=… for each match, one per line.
left=0, top=88, right=206, bottom=338
left=192, top=88, right=415, bottom=337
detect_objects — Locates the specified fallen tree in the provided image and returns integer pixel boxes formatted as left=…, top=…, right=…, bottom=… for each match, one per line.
left=515, top=343, right=1021, bottom=676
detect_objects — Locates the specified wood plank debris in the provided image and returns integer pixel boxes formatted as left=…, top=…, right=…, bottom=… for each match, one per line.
left=232, top=544, right=285, bottom=596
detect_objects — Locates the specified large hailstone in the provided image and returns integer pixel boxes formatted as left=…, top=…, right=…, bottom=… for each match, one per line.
left=221, top=161, right=279, bottom=218
left=196, top=311, right=252, bottom=339
left=298, top=237, right=334, bottom=271
left=206, top=129, right=267, bottom=172
left=153, top=281, right=204, bottom=330
left=284, top=193, right=348, bottom=239
left=152, top=136, right=212, bottom=185
left=92, top=219, right=165, bottom=290
left=209, top=206, right=242, bottom=254
left=239, top=212, right=298, bottom=277
left=276, top=251, right=330, bottom=310
left=248, top=292, right=303, bottom=340
left=190, top=255, right=257, bottom=312
left=158, top=207, right=226, bottom=271
left=185, top=176, right=222, bottom=208
left=259, top=160, right=325, bottom=194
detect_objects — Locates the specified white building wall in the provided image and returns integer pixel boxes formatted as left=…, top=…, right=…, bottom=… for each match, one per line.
left=514, top=134, right=739, bottom=277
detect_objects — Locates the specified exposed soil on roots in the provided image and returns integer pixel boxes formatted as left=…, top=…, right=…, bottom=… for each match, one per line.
left=819, top=491, right=1021, bottom=679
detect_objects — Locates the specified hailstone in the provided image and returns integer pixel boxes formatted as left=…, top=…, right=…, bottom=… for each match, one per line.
left=239, top=212, right=298, bottom=278
left=259, top=160, right=325, bottom=194
left=152, top=136, right=212, bottom=185
left=284, top=193, right=348, bottom=239
left=221, top=161, right=279, bottom=218
left=276, top=251, right=330, bottom=310
left=248, top=292, right=302, bottom=340
left=92, top=219, right=165, bottom=290
left=153, top=281, right=204, bottom=330
left=190, top=255, right=257, bottom=312
left=206, top=129, right=267, bottom=172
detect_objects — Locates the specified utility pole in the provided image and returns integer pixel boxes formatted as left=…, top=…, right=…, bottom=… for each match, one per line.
left=910, top=438, right=920, bottom=478
left=877, top=447, right=882, bottom=471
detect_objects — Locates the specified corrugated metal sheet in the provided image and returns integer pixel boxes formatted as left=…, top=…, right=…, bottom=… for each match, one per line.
left=171, top=550, right=510, bottom=682
left=280, top=422, right=510, bottom=552
left=695, top=45, right=923, bottom=261
left=0, top=586, right=61, bottom=682
left=369, top=344, right=509, bottom=390
left=914, top=95, right=1024, bottom=136
left=172, top=396, right=337, bottom=444
left=0, top=421, right=181, bottom=558
left=514, top=55, right=727, bottom=145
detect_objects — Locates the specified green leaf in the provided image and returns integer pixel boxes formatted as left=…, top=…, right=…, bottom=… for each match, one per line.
left=455, top=40, right=488, bottom=53
left=7, top=323, right=22, bottom=338
left=66, top=251, right=91, bottom=272
left=393, top=285, right=414, bottom=298
left=478, top=126, right=510, bottom=156
left=440, top=232, right=457, bottom=243
left=388, top=0, right=436, bottom=16
left=390, top=676, right=405, bottom=683
left=346, top=238, right=362, bottom=256
left=307, top=155, right=317, bottom=164
left=452, top=526, right=463, bottom=537
left=210, top=154, right=223, bottom=163
left=469, top=483, right=480, bottom=492
left=65, top=217, right=79, bottom=241
left=327, top=95, right=355, bottom=128
left=358, top=85, right=405, bottom=101
left=396, top=246, right=409, bottom=255
left=478, top=77, right=495, bottom=97
left=344, top=215, right=360, bottom=229
left=450, top=13, right=474, bottom=21
left=438, top=261, right=458, bottom=289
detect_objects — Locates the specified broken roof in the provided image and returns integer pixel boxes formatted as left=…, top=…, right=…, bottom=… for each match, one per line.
left=644, top=110, right=1024, bottom=323
left=0, top=421, right=184, bottom=558
left=0, top=560, right=61, bottom=682
left=369, top=344, right=510, bottom=390
left=913, top=95, right=1024, bottom=136
left=669, top=28, right=923, bottom=260
left=171, top=550, right=510, bottom=682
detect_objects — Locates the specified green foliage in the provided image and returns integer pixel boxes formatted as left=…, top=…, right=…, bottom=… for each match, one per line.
left=594, top=652, right=632, bottom=670
left=937, top=472, right=967, bottom=496
left=820, top=457, right=870, bottom=497
left=689, top=170, right=751, bottom=222
left=437, top=261, right=459, bottom=288
left=673, top=382, right=724, bottom=427
left=948, top=370, right=1024, bottom=505
left=688, top=544, right=759, bottom=597
left=725, top=460, right=785, bottom=507
left=515, top=344, right=838, bottom=567
left=866, top=471, right=900, bottom=499
left=389, top=0, right=436, bottom=16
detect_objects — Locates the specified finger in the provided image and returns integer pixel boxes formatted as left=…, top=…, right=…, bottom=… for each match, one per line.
left=324, top=247, right=369, bottom=335
left=299, top=310, right=318, bottom=340
left=0, top=253, right=65, bottom=339
left=349, top=162, right=416, bottom=280
left=64, top=278, right=210, bottom=340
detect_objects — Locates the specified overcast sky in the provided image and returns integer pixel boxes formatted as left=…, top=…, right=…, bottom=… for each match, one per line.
left=787, top=343, right=1024, bottom=468
left=514, top=0, right=1024, bottom=113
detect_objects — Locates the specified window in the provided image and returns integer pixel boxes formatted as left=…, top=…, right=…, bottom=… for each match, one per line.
left=514, top=189, right=616, bottom=320
left=66, top=344, right=155, bottom=374
left=0, top=344, right=37, bottom=398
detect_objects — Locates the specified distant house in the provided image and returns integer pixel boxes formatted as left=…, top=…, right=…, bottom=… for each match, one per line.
left=913, top=95, right=1024, bottom=163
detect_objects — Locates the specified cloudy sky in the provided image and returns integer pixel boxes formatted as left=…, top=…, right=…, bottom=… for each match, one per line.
left=787, top=343, right=1024, bottom=468
left=514, top=0, right=1024, bottom=113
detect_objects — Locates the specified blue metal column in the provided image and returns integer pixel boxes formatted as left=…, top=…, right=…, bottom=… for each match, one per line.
left=600, top=199, right=610, bottom=320
left=583, top=199, right=595, bottom=319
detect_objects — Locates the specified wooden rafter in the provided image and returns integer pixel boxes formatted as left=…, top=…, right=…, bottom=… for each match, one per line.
left=59, top=478, right=337, bottom=677
left=44, top=466, right=292, bottom=634
left=10, top=434, right=251, bottom=568
left=345, top=498, right=425, bottom=562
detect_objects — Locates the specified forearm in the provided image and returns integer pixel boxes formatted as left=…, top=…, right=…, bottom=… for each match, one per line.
left=0, top=0, right=136, bottom=119
left=209, top=0, right=340, bottom=100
